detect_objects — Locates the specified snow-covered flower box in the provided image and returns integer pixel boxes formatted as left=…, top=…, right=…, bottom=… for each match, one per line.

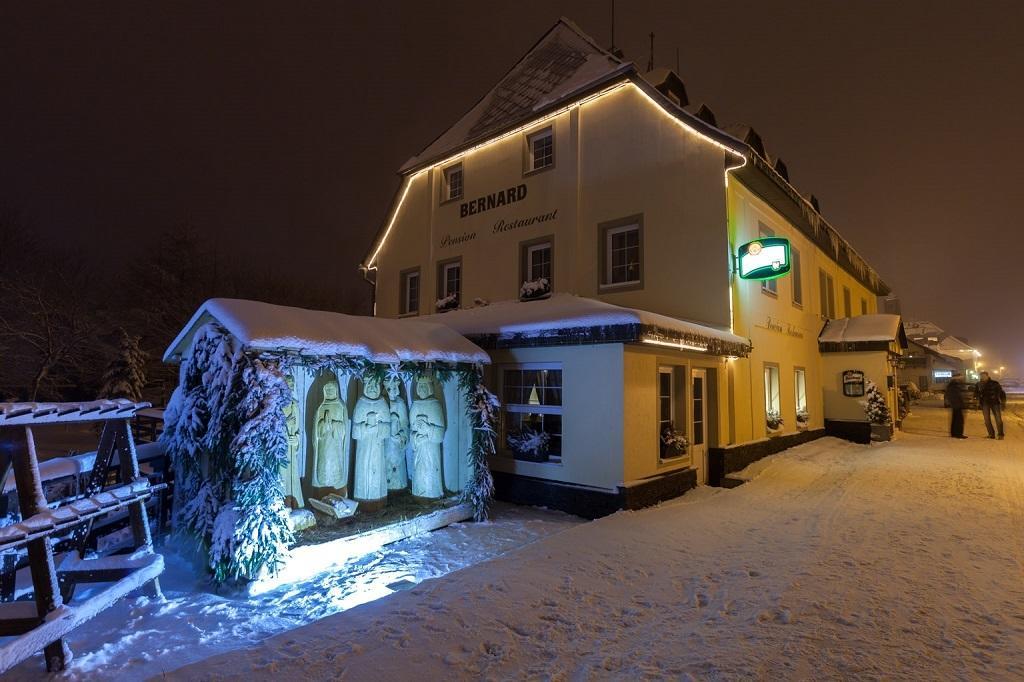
left=766, top=409, right=784, bottom=435
left=519, top=277, right=551, bottom=302
left=660, top=424, right=689, bottom=458
left=507, top=427, right=550, bottom=462
left=795, top=410, right=809, bottom=431
left=435, top=293, right=459, bottom=312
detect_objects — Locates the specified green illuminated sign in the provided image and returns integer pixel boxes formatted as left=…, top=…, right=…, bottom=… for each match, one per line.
left=737, top=237, right=791, bottom=280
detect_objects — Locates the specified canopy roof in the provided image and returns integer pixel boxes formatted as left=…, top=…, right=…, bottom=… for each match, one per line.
left=419, top=294, right=750, bottom=356
left=819, top=314, right=908, bottom=346
left=164, top=298, right=490, bottom=365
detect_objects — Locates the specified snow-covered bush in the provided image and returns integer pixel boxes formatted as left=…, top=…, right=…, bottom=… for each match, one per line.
left=508, top=427, right=550, bottom=460
left=861, top=380, right=892, bottom=425
left=435, top=292, right=459, bottom=312
left=100, top=328, right=148, bottom=402
left=162, top=323, right=294, bottom=584
left=519, top=277, right=551, bottom=301
left=904, top=381, right=921, bottom=400
left=660, top=424, right=689, bottom=456
left=766, top=409, right=784, bottom=431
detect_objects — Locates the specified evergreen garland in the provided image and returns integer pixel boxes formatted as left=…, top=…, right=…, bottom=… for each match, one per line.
left=458, top=365, right=498, bottom=521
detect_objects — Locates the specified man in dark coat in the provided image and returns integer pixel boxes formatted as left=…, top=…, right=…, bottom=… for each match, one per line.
left=975, top=371, right=1006, bottom=439
left=944, top=374, right=967, bottom=439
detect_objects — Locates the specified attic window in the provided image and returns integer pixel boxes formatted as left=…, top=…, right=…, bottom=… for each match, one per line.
left=667, top=91, right=681, bottom=106
left=526, top=127, right=554, bottom=172
left=443, top=163, right=463, bottom=203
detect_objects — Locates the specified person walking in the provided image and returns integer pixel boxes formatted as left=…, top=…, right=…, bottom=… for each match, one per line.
left=975, top=371, right=1006, bottom=439
left=944, top=374, right=967, bottom=439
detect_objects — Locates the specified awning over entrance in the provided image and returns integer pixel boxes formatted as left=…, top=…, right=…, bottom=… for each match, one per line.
left=163, top=298, right=490, bottom=365
left=420, top=294, right=751, bottom=357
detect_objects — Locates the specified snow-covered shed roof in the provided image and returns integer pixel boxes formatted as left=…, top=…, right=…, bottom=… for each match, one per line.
left=818, top=314, right=908, bottom=349
left=419, top=294, right=751, bottom=357
left=164, top=298, right=490, bottom=365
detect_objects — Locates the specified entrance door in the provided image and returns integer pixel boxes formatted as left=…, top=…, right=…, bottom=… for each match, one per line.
left=691, top=369, right=708, bottom=484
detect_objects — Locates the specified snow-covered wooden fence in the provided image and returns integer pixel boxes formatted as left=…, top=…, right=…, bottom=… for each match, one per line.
left=0, top=400, right=165, bottom=674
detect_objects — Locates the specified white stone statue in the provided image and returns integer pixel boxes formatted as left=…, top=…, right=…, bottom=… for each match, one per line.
left=281, top=375, right=304, bottom=509
left=352, top=375, right=391, bottom=507
left=312, top=378, right=348, bottom=497
left=409, top=375, right=446, bottom=499
left=384, top=375, right=409, bottom=491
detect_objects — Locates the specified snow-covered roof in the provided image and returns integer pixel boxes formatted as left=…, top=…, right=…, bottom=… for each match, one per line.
left=400, top=18, right=628, bottom=173
left=418, top=294, right=750, bottom=356
left=164, top=298, right=490, bottom=365
left=818, top=315, right=907, bottom=346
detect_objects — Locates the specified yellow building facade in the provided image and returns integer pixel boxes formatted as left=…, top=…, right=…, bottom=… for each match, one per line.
left=362, top=19, right=896, bottom=515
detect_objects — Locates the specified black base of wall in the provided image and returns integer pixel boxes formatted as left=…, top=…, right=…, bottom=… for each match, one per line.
left=824, top=420, right=871, bottom=444
left=492, top=467, right=697, bottom=520
left=708, top=428, right=826, bottom=487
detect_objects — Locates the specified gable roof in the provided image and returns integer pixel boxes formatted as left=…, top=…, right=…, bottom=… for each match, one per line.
left=163, top=298, right=489, bottom=365
left=400, top=18, right=628, bottom=173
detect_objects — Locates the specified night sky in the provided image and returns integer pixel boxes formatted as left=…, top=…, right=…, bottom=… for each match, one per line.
left=2, top=1, right=1022, bottom=371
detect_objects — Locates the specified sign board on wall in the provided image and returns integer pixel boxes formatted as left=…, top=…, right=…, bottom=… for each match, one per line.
left=842, top=370, right=865, bottom=397
left=737, top=237, right=791, bottom=280
left=933, top=370, right=953, bottom=378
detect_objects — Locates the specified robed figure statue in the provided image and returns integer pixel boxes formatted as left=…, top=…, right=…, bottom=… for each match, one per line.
left=352, top=375, right=391, bottom=509
left=281, top=374, right=304, bottom=509
left=384, top=376, right=409, bottom=491
left=409, top=375, right=446, bottom=500
left=312, top=379, right=348, bottom=498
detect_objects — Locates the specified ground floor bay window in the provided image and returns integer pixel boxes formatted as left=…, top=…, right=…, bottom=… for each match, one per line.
left=501, top=364, right=563, bottom=463
left=795, top=367, right=808, bottom=428
left=764, top=363, right=782, bottom=431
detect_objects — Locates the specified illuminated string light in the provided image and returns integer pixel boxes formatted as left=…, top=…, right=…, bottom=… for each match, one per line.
left=364, top=80, right=749, bottom=270
left=641, top=337, right=709, bottom=353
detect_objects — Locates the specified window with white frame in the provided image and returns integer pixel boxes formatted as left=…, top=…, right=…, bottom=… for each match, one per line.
left=526, top=127, right=554, bottom=172
left=524, top=241, right=552, bottom=284
left=657, top=367, right=681, bottom=459
left=791, top=247, right=803, bottom=306
left=759, top=225, right=777, bottom=295
left=442, top=163, right=463, bottom=202
left=764, top=364, right=781, bottom=425
left=794, top=368, right=807, bottom=416
left=819, top=269, right=835, bottom=319
left=437, top=259, right=461, bottom=307
left=399, top=268, right=420, bottom=315
left=502, top=365, right=563, bottom=461
left=603, top=222, right=641, bottom=286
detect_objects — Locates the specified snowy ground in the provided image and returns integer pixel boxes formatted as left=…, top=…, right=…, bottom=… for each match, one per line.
left=4, top=503, right=581, bottom=679
left=167, top=404, right=1024, bottom=680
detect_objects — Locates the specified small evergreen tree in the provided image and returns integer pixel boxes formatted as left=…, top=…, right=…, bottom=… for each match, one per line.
left=863, top=379, right=892, bottom=425
left=161, top=323, right=238, bottom=549
left=100, top=328, right=148, bottom=401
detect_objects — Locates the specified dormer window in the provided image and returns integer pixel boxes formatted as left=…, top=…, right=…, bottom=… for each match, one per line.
left=526, top=127, right=554, bottom=173
left=442, top=163, right=463, bottom=203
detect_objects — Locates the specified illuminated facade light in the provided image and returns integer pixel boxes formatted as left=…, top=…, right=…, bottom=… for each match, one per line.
left=641, top=336, right=709, bottom=353
left=363, top=80, right=748, bottom=270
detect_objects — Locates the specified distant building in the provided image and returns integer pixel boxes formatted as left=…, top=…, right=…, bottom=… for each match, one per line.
left=904, top=320, right=979, bottom=379
left=899, top=340, right=964, bottom=391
